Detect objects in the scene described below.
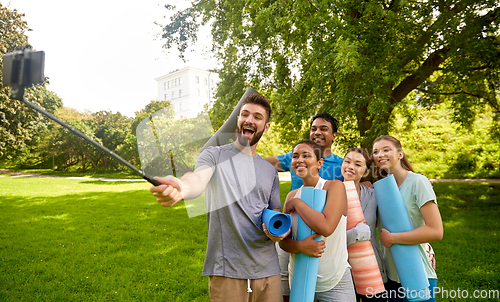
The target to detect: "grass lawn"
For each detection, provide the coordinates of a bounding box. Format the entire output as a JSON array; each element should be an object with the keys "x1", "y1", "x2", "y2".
[
  {"x1": 430, "y1": 182, "x2": 500, "y2": 300},
  {"x1": 0, "y1": 176, "x2": 208, "y2": 301},
  {"x1": 0, "y1": 176, "x2": 499, "y2": 301}
]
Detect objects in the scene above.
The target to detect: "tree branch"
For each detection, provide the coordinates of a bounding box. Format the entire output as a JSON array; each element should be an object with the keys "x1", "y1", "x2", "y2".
[
  {"x1": 307, "y1": 0, "x2": 320, "y2": 12},
  {"x1": 399, "y1": 5, "x2": 465, "y2": 68},
  {"x1": 392, "y1": 5, "x2": 500, "y2": 105},
  {"x1": 390, "y1": 47, "x2": 450, "y2": 105}
]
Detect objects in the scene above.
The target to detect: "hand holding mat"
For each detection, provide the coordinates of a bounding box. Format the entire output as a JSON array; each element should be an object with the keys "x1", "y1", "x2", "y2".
[
  {"x1": 290, "y1": 187, "x2": 326, "y2": 302},
  {"x1": 262, "y1": 209, "x2": 291, "y2": 236},
  {"x1": 373, "y1": 175, "x2": 430, "y2": 302},
  {"x1": 344, "y1": 181, "x2": 385, "y2": 295}
]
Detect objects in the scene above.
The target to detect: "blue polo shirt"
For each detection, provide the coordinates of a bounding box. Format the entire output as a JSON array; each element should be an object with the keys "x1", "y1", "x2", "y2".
[{"x1": 277, "y1": 151, "x2": 344, "y2": 190}]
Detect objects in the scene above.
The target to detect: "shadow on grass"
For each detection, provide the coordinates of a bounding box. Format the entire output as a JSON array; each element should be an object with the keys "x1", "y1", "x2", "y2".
[
  {"x1": 4, "y1": 178, "x2": 497, "y2": 301},
  {"x1": 0, "y1": 188, "x2": 209, "y2": 301},
  {"x1": 432, "y1": 182, "x2": 500, "y2": 297}
]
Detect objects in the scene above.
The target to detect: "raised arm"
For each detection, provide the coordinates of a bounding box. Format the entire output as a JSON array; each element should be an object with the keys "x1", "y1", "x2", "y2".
[
  {"x1": 284, "y1": 180, "x2": 347, "y2": 237},
  {"x1": 150, "y1": 165, "x2": 213, "y2": 207},
  {"x1": 264, "y1": 156, "x2": 284, "y2": 172}
]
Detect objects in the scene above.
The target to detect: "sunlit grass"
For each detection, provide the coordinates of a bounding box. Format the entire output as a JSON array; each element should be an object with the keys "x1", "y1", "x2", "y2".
[
  {"x1": 0, "y1": 177, "x2": 498, "y2": 301},
  {"x1": 430, "y1": 182, "x2": 500, "y2": 299},
  {"x1": 0, "y1": 176, "x2": 208, "y2": 301}
]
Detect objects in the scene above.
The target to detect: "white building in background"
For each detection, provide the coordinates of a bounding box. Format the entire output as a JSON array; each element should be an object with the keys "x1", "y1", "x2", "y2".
[{"x1": 155, "y1": 67, "x2": 220, "y2": 119}]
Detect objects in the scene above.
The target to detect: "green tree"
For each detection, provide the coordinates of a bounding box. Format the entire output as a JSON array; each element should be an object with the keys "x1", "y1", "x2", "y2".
[
  {"x1": 132, "y1": 100, "x2": 173, "y2": 132},
  {"x1": 10, "y1": 86, "x2": 63, "y2": 168},
  {"x1": 48, "y1": 107, "x2": 97, "y2": 171},
  {"x1": 0, "y1": 4, "x2": 64, "y2": 163},
  {"x1": 93, "y1": 110, "x2": 133, "y2": 170},
  {"x1": 159, "y1": 0, "x2": 500, "y2": 148},
  {"x1": 132, "y1": 100, "x2": 175, "y2": 176},
  {"x1": 48, "y1": 101, "x2": 174, "y2": 173},
  {"x1": 0, "y1": 3, "x2": 34, "y2": 158},
  {"x1": 46, "y1": 109, "x2": 136, "y2": 172}
]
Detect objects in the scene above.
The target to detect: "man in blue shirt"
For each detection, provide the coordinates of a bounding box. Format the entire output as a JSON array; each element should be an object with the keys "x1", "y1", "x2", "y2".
[
  {"x1": 265, "y1": 113, "x2": 344, "y2": 191},
  {"x1": 265, "y1": 113, "x2": 344, "y2": 301}
]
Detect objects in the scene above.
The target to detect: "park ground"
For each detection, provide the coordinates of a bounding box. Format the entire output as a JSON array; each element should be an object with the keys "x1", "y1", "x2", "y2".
[{"x1": 0, "y1": 171, "x2": 499, "y2": 301}]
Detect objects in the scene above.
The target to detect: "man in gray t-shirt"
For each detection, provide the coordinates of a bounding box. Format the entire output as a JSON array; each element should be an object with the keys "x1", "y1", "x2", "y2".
[{"x1": 150, "y1": 94, "x2": 287, "y2": 302}]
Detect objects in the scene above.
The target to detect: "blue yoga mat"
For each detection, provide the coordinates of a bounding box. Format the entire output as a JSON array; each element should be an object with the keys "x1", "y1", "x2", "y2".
[
  {"x1": 373, "y1": 174, "x2": 430, "y2": 302},
  {"x1": 262, "y1": 209, "x2": 291, "y2": 236},
  {"x1": 290, "y1": 186, "x2": 326, "y2": 302}
]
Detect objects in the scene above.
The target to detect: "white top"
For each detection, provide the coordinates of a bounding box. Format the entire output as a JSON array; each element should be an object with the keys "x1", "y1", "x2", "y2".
[{"x1": 289, "y1": 177, "x2": 350, "y2": 292}]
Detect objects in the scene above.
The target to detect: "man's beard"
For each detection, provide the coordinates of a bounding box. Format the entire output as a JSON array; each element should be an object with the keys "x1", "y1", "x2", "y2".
[{"x1": 237, "y1": 124, "x2": 264, "y2": 147}]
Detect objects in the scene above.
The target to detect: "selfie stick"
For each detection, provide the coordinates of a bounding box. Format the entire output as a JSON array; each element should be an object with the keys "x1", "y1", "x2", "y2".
[
  {"x1": 4, "y1": 49, "x2": 161, "y2": 186},
  {"x1": 19, "y1": 96, "x2": 161, "y2": 186}
]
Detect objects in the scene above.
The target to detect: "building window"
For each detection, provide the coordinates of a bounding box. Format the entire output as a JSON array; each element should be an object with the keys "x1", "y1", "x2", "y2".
[
  {"x1": 179, "y1": 89, "x2": 182, "y2": 97},
  {"x1": 164, "y1": 94, "x2": 168, "y2": 101},
  {"x1": 211, "y1": 79, "x2": 214, "y2": 87},
  {"x1": 179, "y1": 102, "x2": 183, "y2": 111},
  {"x1": 195, "y1": 76, "x2": 200, "y2": 84},
  {"x1": 179, "y1": 77, "x2": 182, "y2": 85},
  {"x1": 175, "y1": 78, "x2": 178, "y2": 86},
  {"x1": 168, "y1": 81, "x2": 171, "y2": 89},
  {"x1": 172, "y1": 91, "x2": 175, "y2": 99},
  {"x1": 163, "y1": 82, "x2": 167, "y2": 89},
  {"x1": 204, "y1": 78, "x2": 208, "y2": 85},
  {"x1": 197, "y1": 88, "x2": 200, "y2": 96}
]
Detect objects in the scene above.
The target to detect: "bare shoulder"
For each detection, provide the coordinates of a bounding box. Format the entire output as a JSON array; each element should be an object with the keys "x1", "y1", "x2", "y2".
[
  {"x1": 286, "y1": 189, "x2": 298, "y2": 201},
  {"x1": 324, "y1": 179, "x2": 345, "y2": 191}
]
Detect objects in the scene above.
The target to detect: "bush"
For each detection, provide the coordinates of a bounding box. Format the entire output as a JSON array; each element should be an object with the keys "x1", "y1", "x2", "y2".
[{"x1": 449, "y1": 151, "x2": 478, "y2": 172}]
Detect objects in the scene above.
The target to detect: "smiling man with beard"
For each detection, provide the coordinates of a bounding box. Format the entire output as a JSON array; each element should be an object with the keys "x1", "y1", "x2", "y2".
[
  {"x1": 236, "y1": 107, "x2": 267, "y2": 147},
  {"x1": 150, "y1": 94, "x2": 287, "y2": 302}
]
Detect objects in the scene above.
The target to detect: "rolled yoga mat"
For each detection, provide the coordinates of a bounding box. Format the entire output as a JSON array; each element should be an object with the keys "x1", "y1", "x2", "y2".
[
  {"x1": 262, "y1": 209, "x2": 291, "y2": 236},
  {"x1": 344, "y1": 181, "x2": 385, "y2": 295},
  {"x1": 373, "y1": 174, "x2": 430, "y2": 302},
  {"x1": 289, "y1": 186, "x2": 326, "y2": 302}
]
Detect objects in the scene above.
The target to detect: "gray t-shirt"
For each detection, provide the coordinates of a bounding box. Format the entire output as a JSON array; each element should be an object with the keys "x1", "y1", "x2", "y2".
[{"x1": 196, "y1": 143, "x2": 281, "y2": 279}]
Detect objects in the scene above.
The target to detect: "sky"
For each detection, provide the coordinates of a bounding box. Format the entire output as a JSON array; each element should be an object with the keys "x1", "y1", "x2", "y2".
[{"x1": 6, "y1": 0, "x2": 218, "y2": 117}]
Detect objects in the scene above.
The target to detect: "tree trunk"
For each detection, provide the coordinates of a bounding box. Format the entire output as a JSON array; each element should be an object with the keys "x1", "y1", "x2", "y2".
[{"x1": 357, "y1": 105, "x2": 373, "y2": 149}]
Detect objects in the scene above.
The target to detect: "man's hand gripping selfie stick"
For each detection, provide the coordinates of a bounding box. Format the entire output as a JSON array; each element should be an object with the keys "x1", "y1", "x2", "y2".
[{"x1": 2, "y1": 48, "x2": 161, "y2": 186}]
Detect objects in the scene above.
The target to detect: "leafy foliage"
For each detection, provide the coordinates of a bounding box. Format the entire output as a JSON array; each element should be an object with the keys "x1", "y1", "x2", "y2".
[
  {"x1": 0, "y1": 3, "x2": 33, "y2": 157},
  {"x1": 0, "y1": 5, "x2": 65, "y2": 161},
  {"x1": 159, "y1": 0, "x2": 500, "y2": 149},
  {"x1": 393, "y1": 103, "x2": 500, "y2": 179},
  {"x1": 4, "y1": 86, "x2": 63, "y2": 167}
]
